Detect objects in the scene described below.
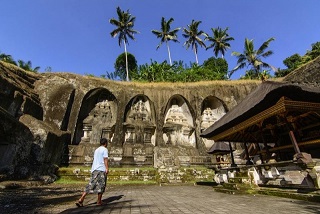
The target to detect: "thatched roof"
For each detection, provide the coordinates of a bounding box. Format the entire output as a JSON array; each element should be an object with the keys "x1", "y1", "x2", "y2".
[
  {"x1": 283, "y1": 55, "x2": 320, "y2": 84},
  {"x1": 207, "y1": 142, "x2": 233, "y2": 155},
  {"x1": 200, "y1": 81, "x2": 320, "y2": 140}
]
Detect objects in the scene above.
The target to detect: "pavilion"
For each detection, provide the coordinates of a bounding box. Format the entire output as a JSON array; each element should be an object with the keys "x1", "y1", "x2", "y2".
[{"x1": 200, "y1": 60, "x2": 320, "y2": 188}]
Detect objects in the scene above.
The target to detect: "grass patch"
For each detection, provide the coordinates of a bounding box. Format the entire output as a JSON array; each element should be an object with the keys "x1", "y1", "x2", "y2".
[
  {"x1": 55, "y1": 177, "x2": 87, "y2": 185},
  {"x1": 108, "y1": 180, "x2": 158, "y2": 185}
]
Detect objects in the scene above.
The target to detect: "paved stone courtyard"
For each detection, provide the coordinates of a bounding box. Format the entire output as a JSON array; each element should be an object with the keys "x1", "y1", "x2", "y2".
[{"x1": 1, "y1": 184, "x2": 320, "y2": 214}]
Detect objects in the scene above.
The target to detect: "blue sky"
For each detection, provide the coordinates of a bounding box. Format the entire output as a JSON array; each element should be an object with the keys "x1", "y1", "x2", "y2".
[{"x1": 1, "y1": 0, "x2": 319, "y2": 79}]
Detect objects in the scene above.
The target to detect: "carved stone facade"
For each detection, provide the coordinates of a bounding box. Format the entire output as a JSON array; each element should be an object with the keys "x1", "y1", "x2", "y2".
[
  {"x1": 68, "y1": 91, "x2": 232, "y2": 167},
  {"x1": 163, "y1": 104, "x2": 195, "y2": 147},
  {"x1": 81, "y1": 100, "x2": 114, "y2": 144},
  {"x1": 200, "y1": 96, "x2": 226, "y2": 149},
  {"x1": 25, "y1": 68, "x2": 260, "y2": 169},
  {"x1": 122, "y1": 96, "x2": 156, "y2": 166}
]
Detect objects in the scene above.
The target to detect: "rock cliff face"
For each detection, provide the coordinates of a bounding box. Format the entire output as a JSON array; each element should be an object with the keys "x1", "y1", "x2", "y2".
[
  {"x1": 0, "y1": 60, "x2": 260, "y2": 181},
  {"x1": 0, "y1": 62, "x2": 69, "y2": 182}
]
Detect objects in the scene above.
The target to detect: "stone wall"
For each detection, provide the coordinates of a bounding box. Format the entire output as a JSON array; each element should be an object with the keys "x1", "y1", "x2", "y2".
[
  {"x1": 0, "y1": 60, "x2": 261, "y2": 180},
  {"x1": 34, "y1": 72, "x2": 260, "y2": 167}
]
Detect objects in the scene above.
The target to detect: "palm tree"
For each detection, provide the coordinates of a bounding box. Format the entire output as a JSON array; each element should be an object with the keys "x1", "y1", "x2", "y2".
[
  {"x1": 205, "y1": 27, "x2": 234, "y2": 59},
  {"x1": 182, "y1": 20, "x2": 206, "y2": 65},
  {"x1": 151, "y1": 17, "x2": 180, "y2": 66},
  {"x1": 230, "y1": 37, "x2": 276, "y2": 79},
  {"x1": 17, "y1": 60, "x2": 40, "y2": 72},
  {"x1": 0, "y1": 52, "x2": 17, "y2": 65},
  {"x1": 110, "y1": 6, "x2": 139, "y2": 82}
]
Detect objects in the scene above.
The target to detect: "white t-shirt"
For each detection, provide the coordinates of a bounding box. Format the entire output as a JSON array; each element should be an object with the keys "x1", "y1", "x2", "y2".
[{"x1": 91, "y1": 146, "x2": 108, "y2": 172}]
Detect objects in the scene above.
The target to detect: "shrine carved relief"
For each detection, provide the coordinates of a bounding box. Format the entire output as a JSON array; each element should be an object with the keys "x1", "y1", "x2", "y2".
[
  {"x1": 201, "y1": 104, "x2": 226, "y2": 149},
  {"x1": 200, "y1": 107, "x2": 225, "y2": 130},
  {"x1": 123, "y1": 99, "x2": 156, "y2": 145},
  {"x1": 163, "y1": 104, "x2": 195, "y2": 147},
  {"x1": 81, "y1": 100, "x2": 115, "y2": 144}
]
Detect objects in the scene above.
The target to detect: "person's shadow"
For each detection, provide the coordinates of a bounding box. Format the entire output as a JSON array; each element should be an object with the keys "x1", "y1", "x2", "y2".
[
  {"x1": 60, "y1": 195, "x2": 126, "y2": 213},
  {"x1": 86, "y1": 194, "x2": 124, "y2": 206},
  {"x1": 103, "y1": 195, "x2": 124, "y2": 204}
]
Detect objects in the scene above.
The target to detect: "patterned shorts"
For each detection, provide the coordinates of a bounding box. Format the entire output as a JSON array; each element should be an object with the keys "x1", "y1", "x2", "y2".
[{"x1": 84, "y1": 170, "x2": 107, "y2": 194}]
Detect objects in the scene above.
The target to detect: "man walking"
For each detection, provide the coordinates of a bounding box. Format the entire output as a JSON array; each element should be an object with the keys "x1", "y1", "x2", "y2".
[{"x1": 76, "y1": 138, "x2": 109, "y2": 206}]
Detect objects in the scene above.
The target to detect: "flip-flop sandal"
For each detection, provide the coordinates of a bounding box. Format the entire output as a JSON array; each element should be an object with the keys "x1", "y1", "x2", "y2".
[{"x1": 75, "y1": 201, "x2": 83, "y2": 207}]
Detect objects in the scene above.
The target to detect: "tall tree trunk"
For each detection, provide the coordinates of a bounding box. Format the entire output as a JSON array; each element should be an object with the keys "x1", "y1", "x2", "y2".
[
  {"x1": 166, "y1": 41, "x2": 172, "y2": 66},
  {"x1": 193, "y1": 43, "x2": 199, "y2": 65},
  {"x1": 124, "y1": 41, "x2": 129, "y2": 81}
]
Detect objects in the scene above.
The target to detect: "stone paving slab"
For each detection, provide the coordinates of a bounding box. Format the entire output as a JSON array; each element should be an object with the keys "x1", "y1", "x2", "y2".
[
  {"x1": 60, "y1": 185, "x2": 320, "y2": 214},
  {"x1": 1, "y1": 183, "x2": 320, "y2": 213}
]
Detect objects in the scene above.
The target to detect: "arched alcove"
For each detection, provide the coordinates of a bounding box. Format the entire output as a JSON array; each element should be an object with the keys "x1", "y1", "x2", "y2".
[
  {"x1": 200, "y1": 96, "x2": 227, "y2": 149},
  {"x1": 123, "y1": 94, "x2": 156, "y2": 146},
  {"x1": 163, "y1": 94, "x2": 196, "y2": 147},
  {"x1": 72, "y1": 88, "x2": 117, "y2": 145}
]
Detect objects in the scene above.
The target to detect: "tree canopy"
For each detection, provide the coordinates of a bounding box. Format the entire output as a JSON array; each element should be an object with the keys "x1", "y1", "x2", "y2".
[
  {"x1": 230, "y1": 37, "x2": 275, "y2": 79},
  {"x1": 182, "y1": 20, "x2": 206, "y2": 65},
  {"x1": 114, "y1": 52, "x2": 138, "y2": 81},
  {"x1": 205, "y1": 27, "x2": 234, "y2": 59},
  {"x1": 110, "y1": 6, "x2": 139, "y2": 81},
  {"x1": 151, "y1": 17, "x2": 180, "y2": 66}
]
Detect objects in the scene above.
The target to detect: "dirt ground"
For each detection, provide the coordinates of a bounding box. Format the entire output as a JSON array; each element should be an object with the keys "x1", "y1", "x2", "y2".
[{"x1": 0, "y1": 181, "x2": 87, "y2": 214}]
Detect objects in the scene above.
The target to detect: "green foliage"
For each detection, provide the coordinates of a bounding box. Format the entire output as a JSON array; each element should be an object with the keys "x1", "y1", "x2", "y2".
[
  {"x1": 277, "y1": 41, "x2": 320, "y2": 77},
  {"x1": 1, "y1": 51, "x2": 41, "y2": 73},
  {"x1": 44, "y1": 66, "x2": 52, "y2": 72},
  {"x1": 274, "y1": 68, "x2": 291, "y2": 78},
  {"x1": 84, "y1": 73, "x2": 95, "y2": 77},
  {"x1": 105, "y1": 71, "x2": 119, "y2": 80},
  {"x1": 182, "y1": 20, "x2": 206, "y2": 64},
  {"x1": 151, "y1": 17, "x2": 180, "y2": 65},
  {"x1": 275, "y1": 53, "x2": 302, "y2": 77},
  {"x1": 114, "y1": 52, "x2": 138, "y2": 80},
  {"x1": 0, "y1": 51, "x2": 17, "y2": 65},
  {"x1": 109, "y1": 7, "x2": 139, "y2": 47},
  {"x1": 131, "y1": 58, "x2": 229, "y2": 82},
  {"x1": 240, "y1": 69, "x2": 271, "y2": 81},
  {"x1": 109, "y1": 6, "x2": 139, "y2": 81},
  {"x1": 259, "y1": 70, "x2": 272, "y2": 81},
  {"x1": 283, "y1": 53, "x2": 302, "y2": 70},
  {"x1": 240, "y1": 70, "x2": 257, "y2": 80},
  {"x1": 205, "y1": 27, "x2": 234, "y2": 58},
  {"x1": 307, "y1": 41, "x2": 320, "y2": 59},
  {"x1": 133, "y1": 60, "x2": 174, "y2": 82},
  {"x1": 17, "y1": 60, "x2": 40, "y2": 73},
  {"x1": 202, "y1": 57, "x2": 228, "y2": 80},
  {"x1": 231, "y1": 37, "x2": 275, "y2": 79}
]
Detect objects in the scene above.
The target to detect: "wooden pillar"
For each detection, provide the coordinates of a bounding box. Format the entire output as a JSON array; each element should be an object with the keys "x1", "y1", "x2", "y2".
[
  {"x1": 259, "y1": 127, "x2": 271, "y2": 161},
  {"x1": 244, "y1": 143, "x2": 253, "y2": 165},
  {"x1": 269, "y1": 127, "x2": 282, "y2": 161},
  {"x1": 282, "y1": 115, "x2": 301, "y2": 154},
  {"x1": 229, "y1": 142, "x2": 237, "y2": 167},
  {"x1": 289, "y1": 130, "x2": 301, "y2": 154},
  {"x1": 255, "y1": 142, "x2": 264, "y2": 164}
]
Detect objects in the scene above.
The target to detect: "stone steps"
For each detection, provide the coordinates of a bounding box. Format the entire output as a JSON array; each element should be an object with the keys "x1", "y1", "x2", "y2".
[
  {"x1": 257, "y1": 187, "x2": 320, "y2": 202},
  {"x1": 57, "y1": 166, "x2": 215, "y2": 185},
  {"x1": 58, "y1": 167, "x2": 158, "y2": 183},
  {"x1": 212, "y1": 180, "x2": 320, "y2": 202}
]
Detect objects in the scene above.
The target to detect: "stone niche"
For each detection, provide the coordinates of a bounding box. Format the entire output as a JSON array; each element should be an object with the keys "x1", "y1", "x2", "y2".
[
  {"x1": 154, "y1": 95, "x2": 209, "y2": 168},
  {"x1": 163, "y1": 95, "x2": 195, "y2": 147},
  {"x1": 200, "y1": 96, "x2": 226, "y2": 149},
  {"x1": 122, "y1": 95, "x2": 156, "y2": 166},
  {"x1": 69, "y1": 88, "x2": 117, "y2": 166}
]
